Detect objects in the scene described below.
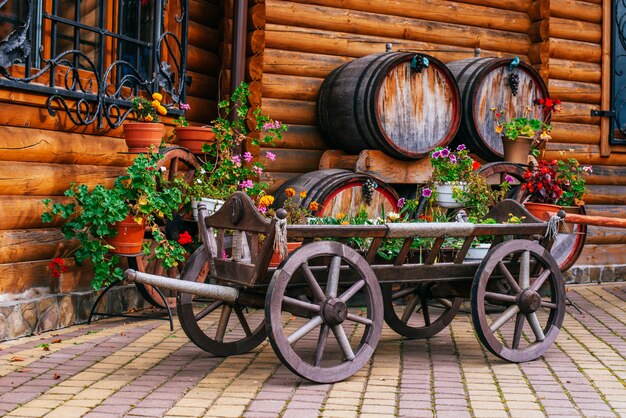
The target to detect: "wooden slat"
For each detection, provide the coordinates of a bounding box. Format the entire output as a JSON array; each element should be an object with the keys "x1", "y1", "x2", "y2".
[
  {"x1": 550, "y1": 38, "x2": 602, "y2": 63},
  {"x1": 548, "y1": 79, "x2": 601, "y2": 104},
  {"x1": 550, "y1": 0, "x2": 603, "y2": 24},
  {"x1": 549, "y1": 59, "x2": 602, "y2": 83},
  {"x1": 0, "y1": 229, "x2": 78, "y2": 264},
  {"x1": 575, "y1": 244, "x2": 626, "y2": 265},
  {"x1": 549, "y1": 17, "x2": 602, "y2": 43},
  {"x1": 0, "y1": 195, "x2": 73, "y2": 230},
  {"x1": 257, "y1": 148, "x2": 323, "y2": 173},
  {"x1": 550, "y1": 122, "x2": 600, "y2": 144}
]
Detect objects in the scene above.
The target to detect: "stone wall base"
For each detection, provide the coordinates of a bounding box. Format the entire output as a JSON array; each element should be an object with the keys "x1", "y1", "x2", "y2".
[
  {"x1": 0, "y1": 285, "x2": 150, "y2": 342},
  {"x1": 566, "y1": 264, "x2": 626, "y2": 284}
]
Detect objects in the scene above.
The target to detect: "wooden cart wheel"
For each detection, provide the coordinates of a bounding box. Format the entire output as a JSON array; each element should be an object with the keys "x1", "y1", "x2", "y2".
[
  {"x1": 133, "y1": 146, "x2": 202, "y2": 308},
  {"x1": 381, "y1": 283, "x2": 461, "y2": 339},
  {"x1": 177, "y1": 246, "x2": 267, "y2": 356},
  {"x1": 471, "y1": 240, "x2": 565, "y2": 363},
  {"x1": 265, "y1": 241, "x2": 383, "y2": 383}
]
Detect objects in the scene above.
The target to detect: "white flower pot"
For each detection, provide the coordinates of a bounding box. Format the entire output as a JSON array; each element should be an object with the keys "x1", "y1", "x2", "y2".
[
  {"x1": 435, "y1": 183, "x2": 465, "y2": 208},
  {"x1": 192, "y1": 198, "x2": 225, "y2": 221},
  {"x1": 465, "y1": 243, "x2": 491, "y2": 261}
]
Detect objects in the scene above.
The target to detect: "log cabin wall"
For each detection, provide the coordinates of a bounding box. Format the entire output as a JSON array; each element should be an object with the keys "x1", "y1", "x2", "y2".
[{"x1": 253, "y1": 0, "x2": 625, "y2": 267}]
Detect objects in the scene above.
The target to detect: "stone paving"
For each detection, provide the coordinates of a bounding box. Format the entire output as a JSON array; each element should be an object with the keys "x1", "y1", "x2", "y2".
[{"x1": 0, "y1": 283, "x2": 624, "y2": 418}]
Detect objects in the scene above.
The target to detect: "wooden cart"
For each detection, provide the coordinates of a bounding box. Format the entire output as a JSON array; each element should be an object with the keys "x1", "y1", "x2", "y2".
[{"x1": 124, "y1": 192, "x2": 567, "y2": 383}]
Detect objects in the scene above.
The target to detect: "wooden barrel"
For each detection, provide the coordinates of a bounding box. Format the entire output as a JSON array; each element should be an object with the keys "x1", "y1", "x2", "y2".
[
  {"x1": 447, "y1": 57, "x2": 549, "y2": 162},
  {"x1": 317, "y1": 52, "x2": 461, "y2": 160},
  {"x1": 273, "y1": 169, "x2": 399, "y2": 218}
]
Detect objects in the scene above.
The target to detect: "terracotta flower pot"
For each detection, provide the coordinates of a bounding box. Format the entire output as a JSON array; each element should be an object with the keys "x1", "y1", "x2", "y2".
[
  {"x1": 106, "y1": 215, "x2": 146, "y2": 255},
  {"x1": 502, "y1": 135, "x2": 533, "y2": 164},
  {"x1": 269, "y1": 242, "x2": 302, "y2": 267},
  {"x1": 524, "y1": 202, "x2": 561, "y2": 221},
  {"x1": 175, "y1": 126, "x2": 216, "y2": 153},
  {"x1": 123, "y1": 122, "x2": 165, "y2": 153}
]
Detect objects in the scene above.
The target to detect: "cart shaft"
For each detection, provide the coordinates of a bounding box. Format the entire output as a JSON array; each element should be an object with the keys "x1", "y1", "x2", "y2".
[{"x1": 552, "y1": 211, "x2": 626, "y2": 228}]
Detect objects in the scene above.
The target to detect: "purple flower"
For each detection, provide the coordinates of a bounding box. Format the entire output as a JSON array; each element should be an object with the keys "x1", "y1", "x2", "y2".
[
  {"x1": 265, "y1": 151, "x2": 276, "y2": 161},
  {"x1": 244, "y1": 152, "x2": 253, "y2": 162},
  {"x1": 457, "y1": 144, "x2": 466, "y2": 151},
  {"x1": 422, "y1": 188, "x2": 432, "y2": 198},
  {"x1": 397, "y1": 198, "x2": 406, "y2": 209},
  {"x1": 431, "y1": 151, "x2": 441, "y2": 159},
  {"x1": 239, "y1": 180, "x2": 254, "y2": 190},
  {"x1": 221, "y1": 250, "x2": 227, "y2": 259},
  {"x1": 440, "y1": 148, "x2": 450, "y2": 158},
  {"x1": 449, "y1": 154, "x2": 457, "y2": 163},
  {"x1": 504, "y1": 175, "x2": 515, "y2": 183},
  {"x1": 179, "y1": 103, "x2": 191, "y2": 111},
  {"x1": 231, "y1": 155, "x2": 241, "y2": 167}
]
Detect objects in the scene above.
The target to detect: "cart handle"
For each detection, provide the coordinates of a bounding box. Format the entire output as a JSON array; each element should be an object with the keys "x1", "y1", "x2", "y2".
[{"x1": 552, "y1": 210, "x2": 626, "y2": 229}]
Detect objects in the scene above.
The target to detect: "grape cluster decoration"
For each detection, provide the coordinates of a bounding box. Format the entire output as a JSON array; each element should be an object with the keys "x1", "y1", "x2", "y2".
[
  {"x1": 508, "y1": 71, "x2": 520, "y2": 96},
  {"x1": 362, "y1": 178, "x2": 378, "y2": 205}
]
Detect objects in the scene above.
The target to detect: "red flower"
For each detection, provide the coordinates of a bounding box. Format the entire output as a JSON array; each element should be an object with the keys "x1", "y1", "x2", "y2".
[
  {"x1": 545, "y1": 98, "x2": 553, "y2": 108},
  {"x1": 472, "y1": 160, "x2": 481, "y2": 170},
  {"x1": 177, "y1": 231, "x2": 193, "y2": 245},
  {"x1": 49, "y1": 258, "x2": 68, "y2": 280}
]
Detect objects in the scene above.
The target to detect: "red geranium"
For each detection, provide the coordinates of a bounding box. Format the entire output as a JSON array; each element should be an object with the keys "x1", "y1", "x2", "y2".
[
  {"x1": 521, "y1": 160, "x2": 564, "y2": 204},
  {"x1": 49, "y1": 257, "x2": 68, "y2": 280},
  {"x1": 177, "y1": 231, "x2": 193, "y2": 245}
]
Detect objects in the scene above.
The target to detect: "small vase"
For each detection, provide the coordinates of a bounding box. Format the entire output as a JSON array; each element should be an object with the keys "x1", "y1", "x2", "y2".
[
  {"x1": 269, "y1": 242, "x2": 302, "y2": 267},
  {"x1": 175, "y1": 126, "x2": 216, "y2": 153},
  {"x1": 465, "y1": 243, "x2": 491, "y2": 262},
  {"x1": 524, "y1": 202, "x2": 561, "y2": 221},
  {"x1": 191, "y1": 197, "x2": 225, "y2": 221},
  {"x1": 502, "y1": 135, "x2": 533, "y2": 164},
  {"x1": 124, "y1": 122, "x2": 165, "y2": 153},
  {"x1": 106, "y1": 215, "x2": 146, "y2": 255},
  {"x1": 435, "y1": 183, "x2": 465, "y2": 208}
]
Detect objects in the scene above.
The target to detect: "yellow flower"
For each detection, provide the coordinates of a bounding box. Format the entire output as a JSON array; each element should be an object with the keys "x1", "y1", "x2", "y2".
[
  {"x1": 157, "y1": 105, "x2": 168, "y2": 116},
  {"x1": 259, "y1": 195, "x2": 274, "y2": 207},
  {"x1": 152, "y1": 92, "x2": 163, "y2": 102},
  {"x1": 309, "y1": 201, "x2": 319, "y2": 211},
  {"x1": 386, "y1": 211, "x2": 400, "y2": 222},
  {"x1": 299, "y1": 190, "x2": 307, "y2": 199},
  {"x1": 137, "y1": 103, "x2": 143, "y2": 110},
  {"x1": 285, "y1": 188, "x2": 296, "y2": 198},
  {"x1": 495, "y1": 125, "x2": 503, "y2": 134},
  {"x1": 340, "y1": 220, "x2": 349, "y2": 225},
  {"x1": 138, "y1": 196, "x2": 147, "y2": 206},
  {"x1": 151, "y1": 99, "x2": 160, "y2": 109},
  {"x1": 133, "y1": 216, "x2": 143, "y2": 225},
  {"x1": 145, "y1": 115, "x2": 153, "y2": 122},
  {"x1": 336, "y1": 212, "x2": 345, "y2": 220}
]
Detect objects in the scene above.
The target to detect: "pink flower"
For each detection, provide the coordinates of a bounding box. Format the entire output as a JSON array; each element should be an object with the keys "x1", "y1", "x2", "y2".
[
  {"x1": 397, "y1": 198, "x2": 406, "y2": 209},
  {"x1": 504, "y1": 175, "x2": 515, "y2": 183},
  {"x1": 221, "y1": 250, "x2": 227, "y2": 259},
  {"x1": 449, "y1": 154, "x2": 457, "y2": 163},
  {"x1": 440, "y1": 148, "x2": 450, "y2": 158},
  {"x1": 263, "y1": 120, "x2": 282, "y2": 130},
  {"x1": 257, "y1": 205, "x2": 267, "y2": 214},
  {"x1": 244, "y1": 152, "x2": 253, "y2": 162},
  {"x1": 422, "y1": 188, "x2": 432, "y2": 198},
  {"x1": 239, "y1": 180, "x2": 254, "y2": 190},
  {"x1": 231, "y1": 155, "x2": 241, "y2": 167},
  {"x1": 457, "y1": 144, "x2": 466, "y2": 151},
  {"x1": 179, "y1": 103, "x2": 191, "y2": 111},
  {"x1": 265, "y1": 151, "x2": 276, "y2": 161},
  {"x1": 252, "y1": 165, "x2": 263, "y2": 176},
  {"x1": 582, "y1": 165, "x2": 593, "y2": 173}
]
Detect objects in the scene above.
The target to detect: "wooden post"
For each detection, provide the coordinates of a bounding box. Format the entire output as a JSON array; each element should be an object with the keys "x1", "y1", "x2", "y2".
[{"x1": 599, "y1": 0, "x2": 612, "y2": 156}]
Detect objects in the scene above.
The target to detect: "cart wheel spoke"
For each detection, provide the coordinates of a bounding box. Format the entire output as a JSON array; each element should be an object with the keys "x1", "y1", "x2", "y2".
[
  {"x1": 326, "y1": 256, "x2": 341, "y2": 297},
  {"x1": 339, "y1": 280, "x2": 365, "y2": 303},
  {"x1": 510, "y1": 311, "x2": 525, "y2": 349},
  {"x1": 400, "y1": 294, "x2": 421, "y2": 324},
  {"x1": 541, "y1": 300, "x2": 557, "y2": 309},
  {"x1": 420, "y1": 295, "x2": 431, "y2": 326},
  {"x1": 283, "y1": 296, "x2": 321, "y2": 315},
  {"x1": 346, "y1": 312, "x2": 373, "y2": 326},
  {"x1": 215, "y1": 304, "x2": 233, "y2": 343},
  {"x1": 490, "y1": 305, "x2": 520, "y2": 332},
  {"x1": 313, "y1": 325, "x2": 329, "y2": 366},
  {"x1": 526, "y1": 312, "x2": 545, "y2": 341},
  {"x1": 531, "y1": 269, "x2": 551, "y2": 292},
  {"x1": 519, "y1": 251, "x2": 530, "y2": 288},
  {"x1": 392, "y1": 286, "x2": 419, "y2": 300},
  {"x1": 436, "y1": 298, "x2": 453, "y2": 309},
  {"x1": 195, "y1": 300, "x2": 224, "y2": 321},
  {"x1": 234, "y1": 307, "x2": 253, "y2": 337},
  {"x1": 287, "y1": 316, "x2": 324, "y2": 345},
  {"x1": 498, "y1": 261, "x2": 522, "y2": 294},
  {"x1": 301, "y1": 262, "x2": 325, "y2": 302},
  {"x1": 484, "y1": 291, "x2": 517, "y2": 304},
  {"x1": 331, "y1": 324, "x2": 355, "y2": 360}
]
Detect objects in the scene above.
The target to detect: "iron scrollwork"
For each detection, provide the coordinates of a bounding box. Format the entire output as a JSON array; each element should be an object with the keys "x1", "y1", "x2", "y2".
[
  {"x1": 612, "y1": 0, "x2": 626, "y2": 144},
  {"x1": 0, "y1": 0, "x2": 189, "y2": 129}
]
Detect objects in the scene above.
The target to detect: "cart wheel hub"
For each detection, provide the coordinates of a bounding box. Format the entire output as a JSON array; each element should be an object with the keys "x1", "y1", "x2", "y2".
[
  {"x1": 518, "y1": 289, "x2": 542, "y2": 313},
  {"x1": 322, "y1": 298, "x2": 348, "y2": 326}
]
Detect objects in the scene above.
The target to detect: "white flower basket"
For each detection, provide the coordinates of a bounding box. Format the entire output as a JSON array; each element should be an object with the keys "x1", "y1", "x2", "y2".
[
  {"x1": 435, "y1": 183, "x2": 465, "y2": 208},
  {"x1": 465, "y1": 243, "x2": 491, "y2": 261},
  {"x1": 191, "y1": 197, "x2": 225, "y2": 221}
]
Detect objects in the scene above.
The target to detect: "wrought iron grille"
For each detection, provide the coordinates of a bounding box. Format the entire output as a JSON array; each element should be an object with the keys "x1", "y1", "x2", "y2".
[
  {"x1": 612, "y1": 0, "x2": 626, "y2": 145},
  {"x1": 0, "y1": 0, "x2": 189, "y2": 129}
]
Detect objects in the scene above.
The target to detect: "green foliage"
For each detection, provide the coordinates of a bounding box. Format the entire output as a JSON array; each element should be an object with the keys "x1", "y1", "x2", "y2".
[
  {"x1": 555, "y1": 158, "x2": 592, "y2": 206},
  {"x1": 131, "y1": 93, "x2": 166, "y2": 123},
  {"x1": 453, "y1": 171, "x2": 512, "y2": 221},
  {"x1": 42, "y1": 150, "x2": 187, "y2": 290},
  {"x1": 429, "y1": 145, "x2": 475, "y2": 184}
]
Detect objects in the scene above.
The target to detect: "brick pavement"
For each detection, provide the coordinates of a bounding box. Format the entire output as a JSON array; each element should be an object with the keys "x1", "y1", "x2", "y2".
[{"x1": 0, "y1": 283, "x2": 624, "y2": 418}]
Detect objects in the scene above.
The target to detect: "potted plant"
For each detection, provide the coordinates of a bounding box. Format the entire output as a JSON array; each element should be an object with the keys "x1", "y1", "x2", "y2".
[
  {"x1": 492, "y1": 98, "x2": 561, "y2": 164},
  {"x1": 42, "y1": 150, "x2": 188, "y2": 290},
  {"x1": 124, "y1": 93, "x2": 168, "y2": 153},
  {"x1": 427, "y1": 144, "x2": 477, "y2": 208},
  {"x1": 556, "y1": 158, "x2": 592, "y2": 209},
  {"x1": 173, "y1": 103, "x2": 216, "y2": 153},
  {"x1": 521, "y1": 159, "x2": 564, "y2": 220}
]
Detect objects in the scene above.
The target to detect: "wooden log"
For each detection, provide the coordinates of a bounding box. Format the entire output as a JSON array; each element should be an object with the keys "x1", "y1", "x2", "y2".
[
  {"x1": 582, "y1": 186, "x2": 626, "y2": 205},
  {"x1": 189, "y1": 0, "x2": 222, "y2": 28},
  {"x1": 586, "y1": 226, "x2": 626, "y2": 245},
  {"x1": 260, "y1": 171, "x2": 299, "y2": 193},
  {"x1": 248, "y1": 55, "x2": 265, "y2": 80},
  {"x1": 318, "y1": 150, "x2": 358, "y2": 170},
  {"x1": 261, "y1": 98, "x2": 316, "y2": 125},
  {"x1": 583, "y1": 165, "x2": 626, "y2": 186},
  {"x1": 575, "y1": 244, "x2": 626, "y2": 265},
  {"x1": 549, "y1": 59, "x2": 601, "y2": 83},
  {"x1": 548, "y1": 79, "x2": 601, "y2": 104},
  {"x1": 0, "y1": 258, "x2": 92, "y2": 294},
  {"x1": 550, "y1": 0, "x2": 602, "y2": 24},
  {"x1": 265, "y1": 1, "x2": 531, "y2": 54},
  {"x1": 528, "y1": 20, "x2": 549, "y2": 42},
  {"x1": 187, "y1": 45, "x2": 220, "y2": 74},
  {"x1": 185, "y1": 97, "x2": 218, "y2": 124},
  {"x1": 272, "y1": 124, "x2": 328, "y2": 150},
  {"x1": 599, "y1": 0, "x2": 611, "y2": 156},
  {"x1": 528, "y1": 0, "x2": 549, "y2": 21},
  {"x1": 550, "y1": 38, "x2": 601, "y2": 63},
  {"x1": 551, "y1": 102, "x2": 600, "y2": 125},
  {"x1": 284, "y1": 0, "x2": 531, "y2": 34},
  {"x1": 0, "y1": 126, "x2": 133, "y2": 166},
  {"x1": 188, "y1": 21, "x2": 220, "y2": 50},
  {"x1": 456, "y1": 0, "x2": 531, "y2": 12},
  {"x1": 263, "y1": 48, "x2": 352, "y2": 78},
  {"x1": 542, "y1": 143, "x2": 626, "y2": 166},
  {"x1": 262, "y1": 73, "x2": 324, "y2": 102},
  {"x1": 257, "y1": 147, "x2": 323, "y2": 173},
  {"x1": 0, "y1": 161, "x2": 124, "y2": 196},
  {"x1": 186, "y1": 71, "x2": 218, "y2": 100},
  {"x1": 249, "y1": 2, "x2": 266, "y2": 29},
  {"x1": 265, "y1": 24, "x2": 516, "y2": 63},
  {"x1": 0, "y1": 196, "x2": 73, "y2": 230},
  {"x1": 584, "y1": 205, "x2": 626, "y2": 218},
  {"x1": 0, "y1": 229, "x2": 78, "y2": 264},
  {"x1": 550, "y1": 17, "x2": 601, "y2": 43},
  {"x1": 220, "y1": 20, "x2": 265, "y2": 56},
  {"x1": 550, "y1": 122, "x2": 600, "y2": 144}
]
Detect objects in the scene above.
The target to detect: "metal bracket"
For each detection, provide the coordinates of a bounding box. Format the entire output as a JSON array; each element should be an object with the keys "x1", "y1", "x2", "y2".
[{"x1": 591, "y1": 109, "x2": 615, "y2": 117}]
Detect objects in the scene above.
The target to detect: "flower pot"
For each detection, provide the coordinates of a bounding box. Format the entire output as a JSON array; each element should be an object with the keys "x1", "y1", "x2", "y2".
[
  {"x1": 524, "y1": 202, "x2": 561, "y2": 221},
  {"x1": 191, "y1": 197, "x2": 225, "y2": 221},
  {"x1": 465, "y1": 243, "x2": 491, "y2": 262},
  {"x1": 123, "y1": 122, "x2": 165, "y2": 153},
  {"x1": 269, "y1": 242, "x2": 302, "y2": 267},
  {"x1": 502, "y1": 135, "x2": 533, "y2": 164},
  {"x1": 175, "y1": 126, "x2": 216, "y2": 153},
  {"x1": 435, "y1": 183, "x2": 465, "y2": 208},
  {"x1": 106, "y1": 215, "x2": 146, "y2": 255}
]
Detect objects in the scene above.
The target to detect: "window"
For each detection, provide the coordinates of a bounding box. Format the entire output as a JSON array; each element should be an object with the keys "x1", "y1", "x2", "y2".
[
  {"x1": 610, "y1": 0, "x2": 626, "y2": 145},
  {"x1": 0, "y1": 0, "x2": 188, "y2": 129}
]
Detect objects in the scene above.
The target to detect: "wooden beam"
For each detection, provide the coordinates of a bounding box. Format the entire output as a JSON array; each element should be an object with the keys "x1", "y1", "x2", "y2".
[{"x1": 599, "y1": 0, "x2": 611, "y2": 156}]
